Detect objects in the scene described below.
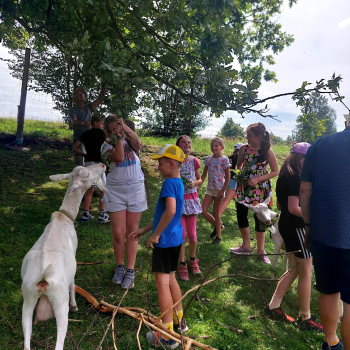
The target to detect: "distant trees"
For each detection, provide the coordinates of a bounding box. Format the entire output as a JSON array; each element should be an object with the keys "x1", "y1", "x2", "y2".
[
  {"x1": 218, "y1": 118, "x2": 245, "y2": 139},
  {"x1": 293, "y1": 91, "x2": 337, "y2": 142}
]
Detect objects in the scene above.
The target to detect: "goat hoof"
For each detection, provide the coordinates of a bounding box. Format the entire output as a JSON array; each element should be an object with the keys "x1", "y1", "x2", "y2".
[{"x1": 70, "y1": 305, "x2": 78, "y2": 313}]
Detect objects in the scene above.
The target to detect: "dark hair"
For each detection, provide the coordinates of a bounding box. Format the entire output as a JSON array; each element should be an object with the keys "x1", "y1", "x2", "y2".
[
  {"x1": 279, "y1": 153, "x2": 304, "y2": 178},
  {"x1": 91, "y1": 115, "x2": 104, "y2": 126},
  {"x1": 176, "y1": 135, "x2": 191, "y2": 146},
  {"x1": 247, "y1": 123, "x2": 271, "y2": 162},
  {"x1": 124, "y1": 119, "x2": 136, "y2": 132},
  {"x1": 104, "y1": 114, "x2": 118, "y2": 133}
]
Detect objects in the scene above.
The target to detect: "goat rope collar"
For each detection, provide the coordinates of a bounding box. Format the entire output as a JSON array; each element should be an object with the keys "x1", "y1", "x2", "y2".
[{"x1": 59, "y1": 210, "x2": 75, "y2": 222}]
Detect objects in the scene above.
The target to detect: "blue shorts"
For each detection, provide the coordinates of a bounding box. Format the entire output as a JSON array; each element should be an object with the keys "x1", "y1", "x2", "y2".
[
  {"x1": 227, "y1": 179, "x2": 237, "y2": 190},
  {"x1": 311, "y1": 238, "x2": 350, "y2": 304}
]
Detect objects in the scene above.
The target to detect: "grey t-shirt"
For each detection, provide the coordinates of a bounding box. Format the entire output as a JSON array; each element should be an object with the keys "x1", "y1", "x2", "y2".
[{"x1": 68, "y1": 103, "x2": 93, "y2": 142}]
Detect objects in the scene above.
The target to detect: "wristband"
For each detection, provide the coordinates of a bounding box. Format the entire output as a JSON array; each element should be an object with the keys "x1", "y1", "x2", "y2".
[
  {"x1": 116, "y1": 134, "x2": 123, "y2": 140},
  {"x1": 304, "y1": 223, "x2": 310, "y2": 227}
]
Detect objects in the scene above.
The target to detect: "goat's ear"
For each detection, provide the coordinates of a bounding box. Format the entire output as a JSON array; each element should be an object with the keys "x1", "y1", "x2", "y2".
[
  {"x1": 49, "y1": 174, "x2": 70, "y2": 181},
  {"x1": 263, "y1": 193, "x2": 272, "y2": 205},
  {"x1": 68, "y1": 180, "x2": 81, "y2": 196},
  {"x1": 242, "y1": 202, "x2": 253, "y2": 209}
]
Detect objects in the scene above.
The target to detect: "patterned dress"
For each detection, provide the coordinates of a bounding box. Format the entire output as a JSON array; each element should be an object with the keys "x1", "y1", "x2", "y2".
[
  {"x1": 236, "y1": 145, "x2": 273, "y2": 207},
  {"x1": 180, "y1": 157, "x2": 202, "y2": 215}
]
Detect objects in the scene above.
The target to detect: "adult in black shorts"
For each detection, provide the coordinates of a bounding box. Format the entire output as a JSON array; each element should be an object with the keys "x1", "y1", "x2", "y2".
[{"x1": 264, "y1": 143, "x2": 322, "y2": 332}]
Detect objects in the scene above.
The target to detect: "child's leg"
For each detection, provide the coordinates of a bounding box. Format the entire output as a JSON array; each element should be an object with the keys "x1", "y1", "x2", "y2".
[
  {"x1": 109, "y1": 210, "x2": 127, "y2": 265},
  {"x1": 155, "y1": 272, "x2": 173, "y2": 324},
  {"x1": 125, "y1": 211, "x2": 142, "y2": 270},
  {"x1": 269, "y1": 253, "x2": 299, "y2": 309},
  {"x1": 179, "y1": 216, "x2": 187, "y2": 263},
  {"x1": 236, "y1": 202, "x2": 251, "y2": 249},
  {"x1": 213, "y1": 196, "x2": 224, "y2": 238},
  {"x1": 201, "y1": 194, "x2": 215, "y2": 225},
  {"x1": 83, "y1": 186, "x2": 94, "y2": 211},
  {"x1": 187, "y1": 215, "x2": 197, "y2": 258},
  {"x1": 99, "y1": 190, "x2": 105, "y2": 211},
  {"x1": 219, "y1": 189, "x2": 235, "y2": 217},
  {"x1": 255, "y1": 231, "x2": 266, "y2": 254},
  {"x1": 297, "y1": 257, "x2": 313, "y2": 319}
]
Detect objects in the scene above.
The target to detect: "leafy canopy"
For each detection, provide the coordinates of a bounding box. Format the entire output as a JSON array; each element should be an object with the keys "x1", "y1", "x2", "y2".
[{"x1": 1, "y1": 0, "x2": 298, "y2": 119}]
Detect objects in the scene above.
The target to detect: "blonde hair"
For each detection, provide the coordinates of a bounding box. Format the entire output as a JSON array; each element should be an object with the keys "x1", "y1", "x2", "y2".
[{"x1": 210, "y1": 137, "x2": 225, "y2": 148}]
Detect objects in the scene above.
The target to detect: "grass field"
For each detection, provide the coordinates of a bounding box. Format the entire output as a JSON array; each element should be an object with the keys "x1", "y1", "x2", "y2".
[{"x1": 0, "y1": 118, "x2": 326, "y2": 350}]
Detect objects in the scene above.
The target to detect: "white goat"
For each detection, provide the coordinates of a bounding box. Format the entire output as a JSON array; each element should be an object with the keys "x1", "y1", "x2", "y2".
[
  {"x1": 21, "y1": 164, "x2": 106, "y2": 350},
  {"x1": 242, "y1": 195, "x2": 287, "y2": 272}
]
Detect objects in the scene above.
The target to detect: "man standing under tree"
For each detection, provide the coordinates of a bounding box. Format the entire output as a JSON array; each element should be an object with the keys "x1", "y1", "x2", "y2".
[
  {"x1": 68, "y1": 84, "x2": 105, "y2": 166},
  {"x1": 300, "y1": 125, "x2": 350, "y2": 350}
]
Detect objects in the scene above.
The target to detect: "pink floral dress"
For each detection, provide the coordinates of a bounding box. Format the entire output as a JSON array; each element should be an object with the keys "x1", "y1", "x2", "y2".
[
  {"x1": 180, "y1": 157, "x2": 202, "y2": 215},
  {"x1": 236, "y1": 145, "x2": 273, "y2": 207},
  {"x1": 204, "y1": 155, "x2": 230, "y2": 190}
]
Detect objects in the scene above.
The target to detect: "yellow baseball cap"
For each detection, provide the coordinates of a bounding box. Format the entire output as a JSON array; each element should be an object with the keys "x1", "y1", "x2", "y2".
[{"x1": 149, "y1": 144, "x2": 185, "y2": 163}]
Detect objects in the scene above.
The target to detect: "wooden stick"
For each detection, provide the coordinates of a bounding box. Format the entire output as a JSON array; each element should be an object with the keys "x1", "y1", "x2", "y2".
[
  {"x1": 158, "y1": 273, "x2": 277, "y2": 321},
  {"x1": 136, "y1": 319, "x2": 142, "y2": 350},
  {"x1": 111, "y1": 312, "x2": 118, "y2": 350},
  {"x1": 100, "y1": 301, "x2": 217, "y2": 350},
  {"x1": 77, "y1": 261, "x2": 106, "y2": 265},
  {"x1": 75, "y1": 285, "x2": 114, "y2": 312},
  {"x1": 185, "y1": 339, "x2": 193, "y2": 350}
]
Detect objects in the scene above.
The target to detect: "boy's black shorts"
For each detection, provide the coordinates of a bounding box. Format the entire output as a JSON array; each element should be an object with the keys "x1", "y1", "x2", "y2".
[
  {"x1": 311, "y1": 238, "x2": 350, "y2": 304},
  {"x1": 152, "y1": 244, "x2": 182, "y2": 274}
]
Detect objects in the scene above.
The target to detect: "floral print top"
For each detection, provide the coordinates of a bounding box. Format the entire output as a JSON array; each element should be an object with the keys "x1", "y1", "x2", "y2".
[
  {"x1": 236, "y1": 145, "x2": 273, "y2": 207},
  {"x1": 204, "y1": 155, "x2": 230, "y2": 190}
]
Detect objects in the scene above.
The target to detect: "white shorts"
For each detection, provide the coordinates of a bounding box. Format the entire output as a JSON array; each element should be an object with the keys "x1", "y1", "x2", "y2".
[
  {"x1": 103, "y1": 181, "x2": 148, "y2": 213},
  {"x1": 205, "y1": 188, "x2": 222, "y2": 197},
  {"x1": 85, "y1": 161, "x2": 106, "y2": 186}
]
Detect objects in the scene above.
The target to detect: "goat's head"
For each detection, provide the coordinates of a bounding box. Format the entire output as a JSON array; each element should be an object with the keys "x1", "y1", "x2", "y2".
[
  {"x1": 49, "y1": 163, "x2": 107, "y2": 195},
  {"x1": 242, "y1": 194, "x2": 273, "y2": 225}
]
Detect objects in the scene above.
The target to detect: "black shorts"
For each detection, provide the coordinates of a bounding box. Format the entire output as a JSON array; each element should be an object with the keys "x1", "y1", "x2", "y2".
[
  {"x1": 278, "y1": 224, "x2": 312, "y2": 259},
  {"x1": 236, "y1": 202, "x2": 266, "y2": 232},
  {"x1": 152, "y1": 244, "x2": 182, "y2": 274},
  {"x1": 311, "y1": 238, "x2": 350, "y2": 304}
]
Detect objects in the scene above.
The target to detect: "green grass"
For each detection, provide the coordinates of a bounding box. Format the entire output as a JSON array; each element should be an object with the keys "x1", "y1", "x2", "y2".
[{"x1": 0, "y1": 119, "x2": 325, "y2": 350}]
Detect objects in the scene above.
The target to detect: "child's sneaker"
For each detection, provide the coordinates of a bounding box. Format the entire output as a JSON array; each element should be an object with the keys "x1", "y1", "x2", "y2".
[
  {"x1": 177, "y1": 264, "x2": 189, "y2": 282},
  {"x1": 121, "y1": 269, "x2": 135, "y2": 289},
  {"x1": 189, "y1": 259, "x2": 201, "y2": 275},
  {"x1": 98, "y1": 213, "x2": 110, "y2": 223},
  {"x1": 322, "y1": 339, "x2": 344, "y2": 350},
  {"x1": 230, "y1": 244, "x2": 252, "y2": 255},
  {"x1": 211, "y1": 236, "x2": 222, "y2": 244},
  {"x1": 296, "y1": 315, "x2": 323, "y2": 332},
  {"x1": 259, "y1": 250, "x2": 271, "y2": 264},
  {"x1": 174, "y1": 318, "x2": 189, "y2": 333},
  {"x1": 112, "y1": 264, "x2": 125, "y2": 284},
  {"x1": 80, "y1": 212, "x2": 94, "y2": 222},
  {"x1": 146, "y1": 331, "x2": 179, "y2": 349},
  {"x1": 263, "y1": 304, "x2": 295, "y2": 322},
  {"x1": 210, "y1": 224, "x2": 225, "y2": 238}
]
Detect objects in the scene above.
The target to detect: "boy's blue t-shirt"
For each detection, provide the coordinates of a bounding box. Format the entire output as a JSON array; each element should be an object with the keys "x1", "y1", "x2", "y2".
[{"x1": 152, "y1": 177, "x2": 184, "y2": 248}]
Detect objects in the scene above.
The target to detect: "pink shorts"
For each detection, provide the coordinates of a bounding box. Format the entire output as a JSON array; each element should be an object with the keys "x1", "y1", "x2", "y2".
[{"x1": 181, "y1": 215, "x2": 197, "y2": 243}]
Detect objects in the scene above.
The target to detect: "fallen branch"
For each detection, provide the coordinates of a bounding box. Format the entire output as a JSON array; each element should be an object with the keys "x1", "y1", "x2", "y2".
[
  {"x1": 101, "y1": 301, "x2": 216, "y2": 350},
  {"x1": 77, "y1": 261, "x2": 106, "y2": 265}
]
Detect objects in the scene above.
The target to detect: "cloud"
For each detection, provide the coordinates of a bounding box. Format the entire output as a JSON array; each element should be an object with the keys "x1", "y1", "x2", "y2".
[{"x1": 338, "y1": 17, "x2": 350, "y2": 28}]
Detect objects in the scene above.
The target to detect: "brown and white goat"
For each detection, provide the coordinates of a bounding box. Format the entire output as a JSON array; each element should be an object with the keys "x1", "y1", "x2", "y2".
[
  {"x1": 21, "y1": 164, "x2": 106, "y2": 350},
  {"x1": 242, "y1": 195, "x2": 287, "y2": 272}
]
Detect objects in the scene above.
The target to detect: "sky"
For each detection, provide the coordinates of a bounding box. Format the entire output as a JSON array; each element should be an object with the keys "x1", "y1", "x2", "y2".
[{"x1": 0, "y1": 0, "x2": 349, "y2": 138}]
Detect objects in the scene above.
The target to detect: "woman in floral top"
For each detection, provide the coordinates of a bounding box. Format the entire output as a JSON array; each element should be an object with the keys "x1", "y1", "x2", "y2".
[{"x1": 230, "y1": 123, "x2": 279, "y2": 264}]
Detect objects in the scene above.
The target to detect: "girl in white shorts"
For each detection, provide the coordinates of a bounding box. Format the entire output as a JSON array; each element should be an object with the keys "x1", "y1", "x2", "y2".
[{"x1": 102, "y1": 116, "x2": 147, "y2": 289}]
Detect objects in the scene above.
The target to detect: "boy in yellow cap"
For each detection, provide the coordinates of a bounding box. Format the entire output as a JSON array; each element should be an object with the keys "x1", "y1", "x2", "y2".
[{"x1": 129, "y1": 144, "x2": 187, "y2": 348}]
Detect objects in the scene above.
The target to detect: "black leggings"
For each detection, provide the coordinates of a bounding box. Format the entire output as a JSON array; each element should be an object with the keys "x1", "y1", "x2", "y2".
[{"x1": 236, "y1": 202, "x2": 265, "y2": 233}]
